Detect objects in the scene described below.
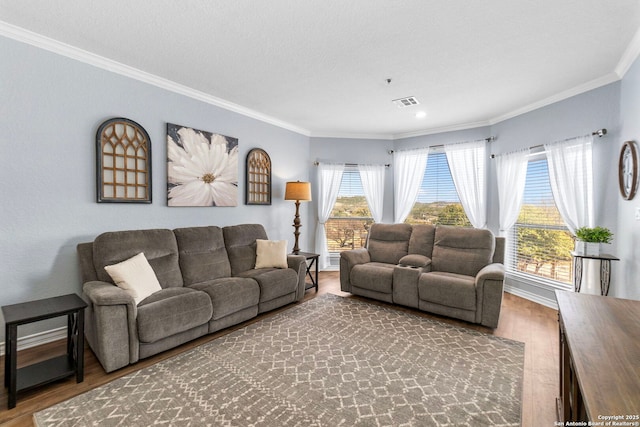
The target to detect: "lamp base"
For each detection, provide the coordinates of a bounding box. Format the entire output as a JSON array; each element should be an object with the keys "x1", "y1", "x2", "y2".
[{"x1": 292, "y1": 200, "x2": 302, "y2": 253}]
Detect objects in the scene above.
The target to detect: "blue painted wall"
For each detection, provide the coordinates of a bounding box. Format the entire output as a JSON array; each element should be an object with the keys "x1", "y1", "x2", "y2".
[
  {"x1": 617, "y1": 55, "x2": 640, "y2": 301},
  {"x1": 309, "y1": 137, "x2": 395, "y2": 224},
  {"x1": 2, "y1": 32, "x2": 639, "y2": 344},
  {"x1": 0, "y1": 36, "x2": 311, "y2": 339},
  {"x1": 489, "y1": 82, "x2": 621, "y2": 303}
]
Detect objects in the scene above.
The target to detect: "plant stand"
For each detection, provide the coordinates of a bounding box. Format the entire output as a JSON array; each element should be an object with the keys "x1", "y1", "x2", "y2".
[{"x1": 570, "y1": 252, "x2": 619, "y2": 296}]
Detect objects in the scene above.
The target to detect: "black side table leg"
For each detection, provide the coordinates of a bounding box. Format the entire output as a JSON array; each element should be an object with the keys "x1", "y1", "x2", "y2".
[
  {"x1": 7, "y1": 325, "x2": 17, "y2": 409},
  {"x1": 76, "y1": 309, "x2": 85, "y2": 382},
  {"x1": 4, "y1": 324, "x2": 9, "y2": 388},
  {"x1": 305, "y1": 257, "x2": 319, "y2": 292},
  {"x1": 314, "y1": 257, "x2": 318, "y2": 292},
  {"x1": 67, "y1": 312, "x2": 73, "y2": 356}
]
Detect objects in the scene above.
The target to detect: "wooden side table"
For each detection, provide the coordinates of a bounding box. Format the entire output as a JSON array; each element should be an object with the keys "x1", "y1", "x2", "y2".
[
  {"x1": 570, "y1": 252, "x2": 619, "y2": 296},
  {"x1": 294, "y1": 251, "x2": 320, "y2": 292},
  {"x1": 2, "y1": 294, "x2": 87, "y2": 409}
]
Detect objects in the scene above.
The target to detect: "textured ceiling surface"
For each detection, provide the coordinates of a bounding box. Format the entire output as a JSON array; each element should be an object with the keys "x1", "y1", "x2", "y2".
[{"x1": 2, "y1": 1, "x2": 640, "y2": 138}]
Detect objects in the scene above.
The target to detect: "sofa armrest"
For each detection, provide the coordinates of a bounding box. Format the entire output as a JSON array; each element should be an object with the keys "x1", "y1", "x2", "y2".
[
  {"x1": 474, "y1": 263, "x2": 505, "y2": 328},
  {"x1": 84, "y1": 281, "x2": 137, "y2": 307},
  {"x1": 339, "y1": 248, "x2": 371, "y2": 292},
  {"x1": 83, "y1": 281, "x2": 139, "y2": 372},
  {"x1": 287, "y1": 254, "x2": 307, "y2": 301},
  {"x1": 475, "y1": 263, "x2": 505, "y2": 283}
]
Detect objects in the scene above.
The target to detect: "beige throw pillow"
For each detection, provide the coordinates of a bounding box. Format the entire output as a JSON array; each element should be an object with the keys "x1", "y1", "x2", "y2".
[
  {"x1": 255, "y1": 239, "x2": 288, "y2": 269},
  {"x1": 104, "y1": 252, "x2": 162, "y2": 305}
]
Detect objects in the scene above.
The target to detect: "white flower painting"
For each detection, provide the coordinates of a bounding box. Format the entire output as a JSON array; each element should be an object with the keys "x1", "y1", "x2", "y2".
[{"x1": 167, "y1": 124, "x2": 238, "y2": 206}]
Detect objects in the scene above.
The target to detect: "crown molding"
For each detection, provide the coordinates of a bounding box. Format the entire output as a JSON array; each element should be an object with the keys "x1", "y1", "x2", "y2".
[
  {"x1": 392, "y1": 120, "x2": 492, "y2": 140},
  {"x1": 309, "y1": 131, "x2": 394, "y2": 140},
  {"x1": 616, "y1": 26, "x2": 640, "y2": 78},
  {"x1": 2, "y1": 20, "x2": 637, "y2": 142},
  {"x1": 0, "y1": 21, "x2": 311, "y2": 137},
  {"x1": 489, "y1": 72, "x2": 621, "y2": 126}
]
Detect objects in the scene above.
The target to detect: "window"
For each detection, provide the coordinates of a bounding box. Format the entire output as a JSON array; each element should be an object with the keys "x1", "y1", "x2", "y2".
[
  {"x1": 326, "y1": 168, "x2": 373, "y2": 252},
  {"x1": 405, "y1": 150, "x2": 471, "y2": 226},
  {"x1": 508, "y1": 156, "x2": 574, "y2": 286}
]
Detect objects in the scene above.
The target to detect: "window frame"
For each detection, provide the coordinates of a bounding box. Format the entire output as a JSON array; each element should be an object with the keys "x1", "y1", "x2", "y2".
[
  {"x1": 405, "y1": 148, "x2": 471, "y2": 227},
  {"x1": 506, "y1": 151, "x2": 573, "y2": 291},
  {"x1": 326, "y1": 166, "x2": 373, "y2": 253}
]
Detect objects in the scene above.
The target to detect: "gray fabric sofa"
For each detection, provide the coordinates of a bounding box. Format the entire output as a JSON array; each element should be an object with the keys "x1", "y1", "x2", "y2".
[
  {"x1": 340, "y1": 224, "x2": 505, "y2": 328},
  {"x1": 77, "y1": 224, "x2": 306, "y2": 372}
]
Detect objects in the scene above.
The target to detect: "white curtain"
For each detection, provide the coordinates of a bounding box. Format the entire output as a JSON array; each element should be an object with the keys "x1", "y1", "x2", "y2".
[
  {"x1": 495, "y1": 148, "x2": 530, "y2": 236},
  {"x1": 315, "y1": 163, "x2": 345, "y2": 269},
  {"x1": 544, "y1": 135, "x2": 593, "y2": 234},
  {"x1": 444, "y1": 140, "x2": 487, "y2": 228},
  {"x1": 393, "y1": 148, "x2": 429, "y2": 223},
  {"x1": 358, "y1": 164, "x2": 385, "y2": 223}
]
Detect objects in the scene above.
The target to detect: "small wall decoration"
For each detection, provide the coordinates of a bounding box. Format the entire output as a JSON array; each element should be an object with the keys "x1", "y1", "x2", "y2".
[
  {"x1": 167, "y1": 123, "x2": 238, "y2": 206},
  {"x1": 96, "y1": 117, "x2": 152, "y2": 203},
  {"x1": 245, "y1": 148, "x2": 272, "y2": 205}
]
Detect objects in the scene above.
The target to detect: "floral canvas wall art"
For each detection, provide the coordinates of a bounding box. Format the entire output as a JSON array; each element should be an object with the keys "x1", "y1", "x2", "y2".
[{"x1": 167, "y1": 123, "x2": 238, "y2": 206}]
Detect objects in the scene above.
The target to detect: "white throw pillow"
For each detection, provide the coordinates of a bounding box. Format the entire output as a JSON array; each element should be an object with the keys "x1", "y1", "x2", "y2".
[
  {"x1": 255, "y1": 239, "x2": 288, "y2": 269},
  {"x1": 104, "y1": 252, "x2": 162, "y2": 305}
]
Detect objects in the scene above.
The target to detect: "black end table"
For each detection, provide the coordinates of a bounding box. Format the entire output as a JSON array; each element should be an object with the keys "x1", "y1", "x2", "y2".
[
  {"x1": 2, "y1": 293, "x2": 87, "y2": 409},
  {"x1": 294, "y1": 251, "x2": 320, "y2": 292}
]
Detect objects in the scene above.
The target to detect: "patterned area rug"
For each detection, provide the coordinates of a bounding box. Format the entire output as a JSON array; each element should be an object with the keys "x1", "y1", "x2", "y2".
[{"x1": 34, "y1": 294, "x2": 524, "y2": 426}]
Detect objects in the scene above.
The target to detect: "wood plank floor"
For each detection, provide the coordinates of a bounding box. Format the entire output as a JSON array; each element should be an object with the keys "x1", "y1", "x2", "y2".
[{"x1": 0, "y1": 271, "x2": 559, "y2": 426}]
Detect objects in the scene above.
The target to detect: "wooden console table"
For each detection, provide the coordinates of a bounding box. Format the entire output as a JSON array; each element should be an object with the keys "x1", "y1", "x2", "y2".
[
  {"x1": 555, "y1": 290, "x2": 640, "y2": 422},
  {"x1": 2, "y1": 294, "x2": 86, "y2": 409}
]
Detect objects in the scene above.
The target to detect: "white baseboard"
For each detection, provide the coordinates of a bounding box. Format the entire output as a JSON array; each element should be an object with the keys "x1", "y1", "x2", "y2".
[
  {"x1": 0, "y1": 326, "x2": 67, "y2": 357},
  {"x1": 504, "y1": 284, "x2": 558, "y2": 310}
]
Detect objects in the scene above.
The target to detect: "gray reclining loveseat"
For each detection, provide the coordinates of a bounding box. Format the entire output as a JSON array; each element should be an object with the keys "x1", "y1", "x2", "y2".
[
  {"x1": 77, "y1": 224, "x2": 306, "y2": 372},
  {"x1": 340, "y1": 224, "x2": 505, "y2": 328}
]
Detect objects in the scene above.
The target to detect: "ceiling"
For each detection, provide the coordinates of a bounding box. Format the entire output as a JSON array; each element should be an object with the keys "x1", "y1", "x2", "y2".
[{"x1": 2, "y1": 1, "x2": 640, "y2": 139}]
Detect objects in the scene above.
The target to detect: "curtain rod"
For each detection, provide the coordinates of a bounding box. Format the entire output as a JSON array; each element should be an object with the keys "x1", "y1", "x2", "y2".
[
  {"x1": 387, "y1": 136, "x2": 496, "y2": 155},
  {"x1": 490, "y1": 128, "x2": 607, "y2": 159},
  {"x1": 313, "y1": 161, "x2": 390, "y2": 167}
]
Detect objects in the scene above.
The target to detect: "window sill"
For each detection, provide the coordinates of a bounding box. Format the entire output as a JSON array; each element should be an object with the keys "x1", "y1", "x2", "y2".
[{"x1": 506, "y1": 270, "x2": 573, "y2": 292}]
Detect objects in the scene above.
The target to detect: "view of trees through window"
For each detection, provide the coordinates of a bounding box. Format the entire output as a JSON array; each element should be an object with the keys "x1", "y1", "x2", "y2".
[
  {"x1": 509, "y1": 158, "x2": 573, "y2": 285},
  {"x1": 324, "y1": 155, "x2": 574, "y2": 287},
  {"x1": 405, "y1": 152, "x2": 471, "y2": 226},
  {"x1": 326, "y1": 170, "x2": 373, "y2": 252}
]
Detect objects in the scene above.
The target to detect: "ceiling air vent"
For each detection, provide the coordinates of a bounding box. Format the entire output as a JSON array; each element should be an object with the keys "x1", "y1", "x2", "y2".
[{"x1": 392, "y1": 96, "x2": 419, "y2": 108}]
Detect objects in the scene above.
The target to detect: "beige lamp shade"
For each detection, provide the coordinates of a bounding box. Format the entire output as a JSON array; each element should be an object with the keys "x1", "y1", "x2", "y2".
[{"x1": 284, "y1": 181, "x2": 312, "y2": 201}]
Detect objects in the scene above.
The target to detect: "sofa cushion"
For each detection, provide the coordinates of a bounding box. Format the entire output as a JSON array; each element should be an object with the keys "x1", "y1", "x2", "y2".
[
  {"x1": 350, "y1": 262, "x2": 395, "y2": 294},
  {"x1": 399, "y1": 254, "x2": 431, "y2": 268},
  {"x1": 104, "y1": 252, "x2": 162, "y2": 305},
  {"x1": 255, "y1": 239, "x2": 288, "y2": 269},
  {"x1": 189, "y1": 277, "x2": 260, "y2": 320},
  {"x1": 367, "y1": 223, "x2": 412, "y2": 264},
  {"x1": 431, "y1": 226, "x2": 495, "y2": 277},
  {"x1": 408, "y1": 224, "x2": 436, "y2": 258},
  {"x1": 137, "y1": 288, "x2": 213, "y2": 343},
  {"x1": 418, "y1": 272, "x2": 476, "y2": 311},
  {"x1": 223, "y1": 224, "x2": 268, "y2": 276},
  {"x1": 93, "y1": 229, "x2": 183, "y2": 288},
  {"x1": 236, "y1": 268, "x2": 297, "y2": 302},
  {"x1": 174, "y1": 226, "x2": 231, "y2": 285}
]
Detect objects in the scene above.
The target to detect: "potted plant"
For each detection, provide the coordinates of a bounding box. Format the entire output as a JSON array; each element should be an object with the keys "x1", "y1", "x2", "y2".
[{"x1": 574, "y1": 226, "x2": 613, "y2": 256}]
